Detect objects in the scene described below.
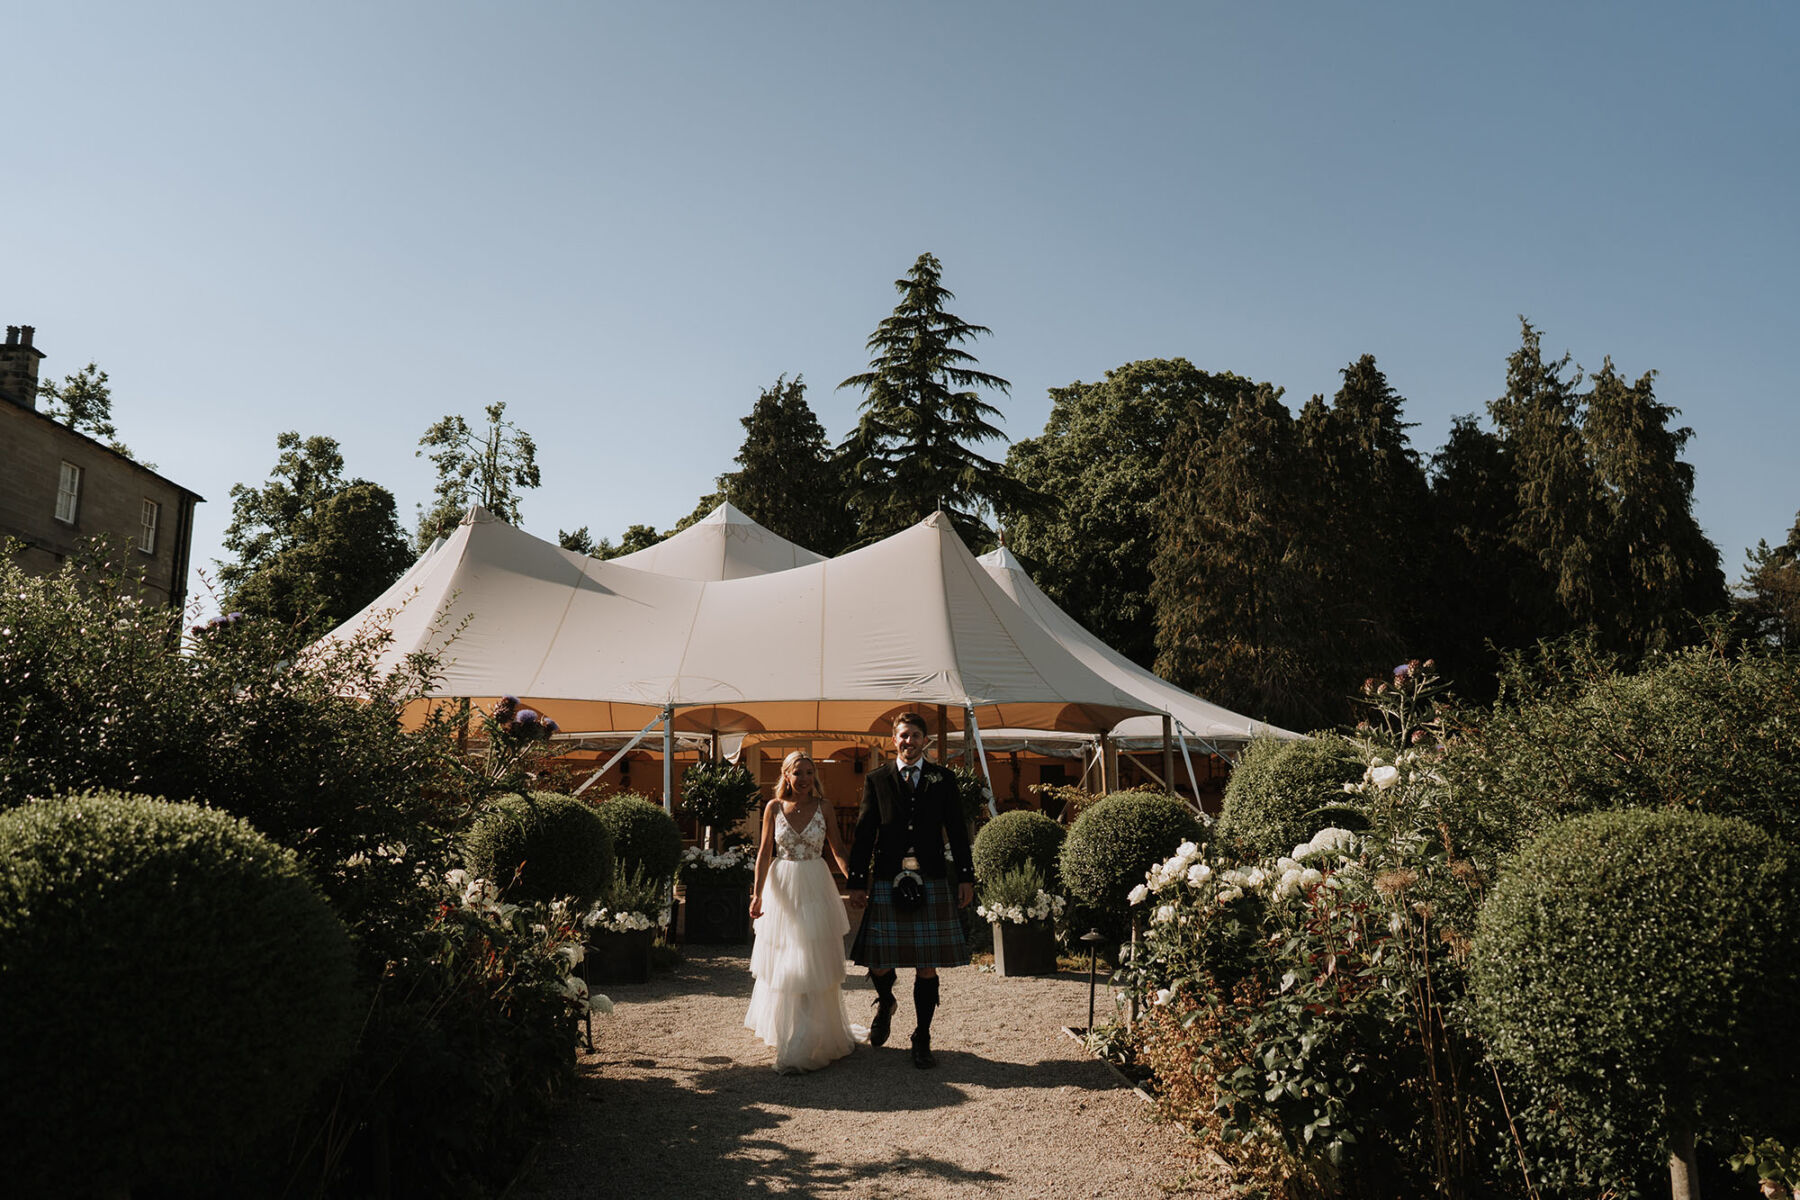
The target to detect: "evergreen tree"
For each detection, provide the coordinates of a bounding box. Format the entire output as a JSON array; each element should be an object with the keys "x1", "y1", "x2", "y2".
[
  {"x1": 1490, "y1": 319, "x2": 1602, "y2": 633},
  {"x1": 1006, "y1": 359, "x2": 1243, "y2": 668},
  {"x1": 219, "y1": 432, "x2": 413, "y2": 634},
  {"x1": 714, "y1": 375, "x2": 851, "y2": 555},
  {"x1": 837, "y1": 252, "x2": 1036, "y2": 549},
  {"x1": 1297, "y1": 355, "x2": 1432, "y2": 683},
  {"x1": 415, "y1": 402, "x2": 541, "y2": 549},
  {"x1": 1427, "y1": 415, "x2": 1529, "y2": 697},
  {"x1": 1739, "y1": 510, "x2": 1800, "y2": 650},
  {"x1": 597, "y1": 524, "x2": 662, "y2": 559},
  {"x1": 38, "y1": 361, "x2": 138, "y2": 461},
  {"x1": 1152, "y1": 382, "x2": 1335, "y2": 730},
  {"x1": 1581, "y1": 358, "x2": 1727, "y2": 653}
]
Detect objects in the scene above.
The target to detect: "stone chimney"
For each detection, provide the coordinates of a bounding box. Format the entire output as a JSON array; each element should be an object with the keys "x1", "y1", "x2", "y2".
[{"x1": 0, "y1": 325, "x2": 45, "y2": 411}]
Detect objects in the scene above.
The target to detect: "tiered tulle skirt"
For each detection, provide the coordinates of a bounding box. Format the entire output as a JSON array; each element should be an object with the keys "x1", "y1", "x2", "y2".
[{"x1": 744, "y1": 857, "x2": 864, "y2": 1072}]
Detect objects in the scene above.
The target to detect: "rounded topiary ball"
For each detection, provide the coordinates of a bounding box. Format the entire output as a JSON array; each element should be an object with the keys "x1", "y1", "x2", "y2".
[
  {"x1": 1059, "y1": 791, "x2": 1206, "y2": 916},
  {"x1": 1215, "y1": 735, "x2": 1362, "y2": 861},
  {"x1": 1470, "y1": 809, "x2": 1800, "y2": 1180},
  {"x1": 0, "y1": 791, "x2": 360, "y2": 1196},
  {"x1": 593, "y1": 792, "x2": 683, "y2": 883},
  {"x1": 465, "y1": 791, "x2": 615, "y2": 905},
  {"x1": 972, "y1": 810, "x2": 1067, "y2": 890}
]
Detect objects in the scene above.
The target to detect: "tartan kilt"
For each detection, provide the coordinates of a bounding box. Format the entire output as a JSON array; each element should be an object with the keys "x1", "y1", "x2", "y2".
[{"x1": 852, "y1": 876, "x2": 970, "y2": 969}]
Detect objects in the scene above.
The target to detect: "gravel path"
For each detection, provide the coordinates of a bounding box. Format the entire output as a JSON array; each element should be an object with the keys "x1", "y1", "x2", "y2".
[{"x1": 517, "y1": 946, "x2": 1230, "y2": 1199}]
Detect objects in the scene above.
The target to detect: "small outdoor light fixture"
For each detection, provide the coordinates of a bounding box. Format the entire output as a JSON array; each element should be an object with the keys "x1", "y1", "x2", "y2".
[{"x1": 1080, "y1": 928, "x2": 1105, "y2": 1032}]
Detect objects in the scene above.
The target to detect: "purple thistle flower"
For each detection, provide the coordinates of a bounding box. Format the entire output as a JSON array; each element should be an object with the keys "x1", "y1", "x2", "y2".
[
  {"x1": 515, "y1": 709, "x2": 539, "y2": 725},
  {"x1": 543, "y1": 719, "x2": 559, "y2": 735}
]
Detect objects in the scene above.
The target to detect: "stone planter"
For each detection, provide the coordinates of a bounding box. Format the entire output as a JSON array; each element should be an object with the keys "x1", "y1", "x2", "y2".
[
  {"x1": 681, "y1": 879, "x2": 752, "y2": 944},
  {"x1": 585, "y1": 927, "x2": 654, "y2": 986},
  {"x1": 991, "y1": 919, "x2": 1058, "y2": 977}
]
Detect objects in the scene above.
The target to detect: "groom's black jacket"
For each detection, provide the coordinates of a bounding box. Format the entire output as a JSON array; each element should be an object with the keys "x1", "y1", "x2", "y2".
[{"x1": 847, "y1": 760, "x2": 976, "y2": 891}]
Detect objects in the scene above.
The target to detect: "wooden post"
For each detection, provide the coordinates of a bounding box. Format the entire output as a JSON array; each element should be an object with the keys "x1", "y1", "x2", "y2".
[{"x1": 936, "y1": 703, "x2": 949, "y2": 764}]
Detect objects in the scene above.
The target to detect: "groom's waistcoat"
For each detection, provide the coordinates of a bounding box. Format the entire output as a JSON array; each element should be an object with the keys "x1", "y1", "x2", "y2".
[{"x1": 847, "y1": 760, "x2": 976, "y2": 891}]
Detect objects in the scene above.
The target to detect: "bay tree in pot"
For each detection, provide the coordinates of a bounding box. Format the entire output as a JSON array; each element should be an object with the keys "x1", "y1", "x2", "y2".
[{"x1": 679, "y1": 759, "x2": 762, "y2": 851}]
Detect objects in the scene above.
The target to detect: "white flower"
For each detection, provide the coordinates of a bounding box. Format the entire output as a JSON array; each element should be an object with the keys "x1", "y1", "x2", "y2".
[
  {"x1": 1294, "y1": 827, "x2": 1358, "y2": 860},
  {"x1": 589, "y1": 993, "x2": 615, "y2": 1015},
  {"x1": 561, "y1": 974, "x2": 589, "y2": 1002},
  {"x1": 1369, "y1": 765, "x2": 1400, "y2": 790},
  {"x1": 1174, "y1": 840, "x2": 1199, "y2": 862},
  {"x1": 557, "y1": 942, "x2": 585, "y2": 968},
  {"x1": 1154, "y1": 988, "x2": 1173, "y2": 1007},
  {"x1": 1128, "y1": 883, "x2": 1150, "y2": 906},
  {"x1": 1153, "y1": 904, "x2": 1176, "y2": 925}
]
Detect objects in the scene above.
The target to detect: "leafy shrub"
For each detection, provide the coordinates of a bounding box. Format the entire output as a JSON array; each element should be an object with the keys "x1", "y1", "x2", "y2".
[
  {"x1": 1059, "y1": 790, "x2": 1205, "y2": 918},
  {"x1": 971, "y1": 809, "x2": 1066, "y2": 890},
  {"x1": 592, "y1": 793, "x2": 683, "y2": 883},
  {"x1": 1470, "y1": 808, "x2": 1800, "y2": 1188},
  {"x1": 951, "y1": 765, "x2": 992, "y2": 829},
  {"x1": 1214, "y1": 734, "x2": 1362, "y2": 861},
  {"x1": 1446, "y1": 641, "x2": 1800, "y2": 850},
  {"x1": 678, "y1": 759, "x2": 762, "y2": 843},
  {"x1": 464, "y1": 791, "x2": 614, "y2": 905},
  {"x1": 0, "y1": 791, "x2": 360, "y2": 1196}
]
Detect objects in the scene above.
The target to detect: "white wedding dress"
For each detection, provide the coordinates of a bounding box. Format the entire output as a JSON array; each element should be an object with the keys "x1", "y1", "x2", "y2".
[{"x1": 744, "y1": 806, "x2": 865, "y2": 1072}]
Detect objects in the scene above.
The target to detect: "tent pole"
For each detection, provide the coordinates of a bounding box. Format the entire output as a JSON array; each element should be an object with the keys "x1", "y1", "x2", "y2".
[
  {"x1": 573, "y1": 710, "x2": 668, "y2": 797},
  {"x1": 1175, "y1": 723, "x2": 1203, "y2": 816},
  {"x1": 661, "y1": 703, "x2": 675, "y2": 813},
  {"x1": 1101, "y1": 735, "x2": 1118, "y2": 794},
  {"x1": 1162, "y1": 715, "x2": 1175, "y2": 800},
  {"x1": 965, "y1": 705, "x2": 999, "y2": 819},
  {"x1": 936, "y1": 704, "x2": 949, "y2": 764}
]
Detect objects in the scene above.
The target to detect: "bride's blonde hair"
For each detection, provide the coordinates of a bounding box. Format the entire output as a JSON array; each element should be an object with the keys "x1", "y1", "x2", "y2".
[{"x1": 774, "y1": 750, "x2": 826, "y2": 804}]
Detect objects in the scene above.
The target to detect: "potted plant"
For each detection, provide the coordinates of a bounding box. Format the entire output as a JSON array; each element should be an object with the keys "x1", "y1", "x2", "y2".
[
  {"x1": 581, "y1": 866, "x2": 671, "y2": 986},
  {"x1": 676, "y1": 840, "x2": 754, "y2": 944},
  {"x1": 679, "y1": 759, "x2": 762, "y2": 851},
  {"x1": 977, "y1": 861, "x2": 1066, "y2": 977}
]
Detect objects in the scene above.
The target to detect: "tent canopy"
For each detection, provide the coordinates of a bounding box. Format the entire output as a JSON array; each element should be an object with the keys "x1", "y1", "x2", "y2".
[
  {"x1": 608, "y1": 500, "x2": 824, "y2": 580},
  {"x1": 324, "y1": 508, "x2": 1160, "y2": 737},
  {"x1": 976, "y1": 546, "x2": 1300, "y2": 750}
]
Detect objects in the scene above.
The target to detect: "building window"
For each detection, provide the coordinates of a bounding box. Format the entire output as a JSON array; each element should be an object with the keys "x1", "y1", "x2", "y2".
[
  {"x1": 55, "y1": 462, "x2": 81, "y2": 524},
  {"x1": 139, "y1": 499, "x2": 161, "y2": 554}
]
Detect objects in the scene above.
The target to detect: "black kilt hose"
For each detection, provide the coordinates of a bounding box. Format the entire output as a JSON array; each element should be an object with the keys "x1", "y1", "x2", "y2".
[{"x1": 847, "y1": 759, "x2": 976, "y2": 970}]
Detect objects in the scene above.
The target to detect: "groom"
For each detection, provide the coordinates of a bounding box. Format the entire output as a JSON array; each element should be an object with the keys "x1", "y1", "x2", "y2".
[{"x1": 848, "y1": 711, "x2": 975, "y2": 1069}]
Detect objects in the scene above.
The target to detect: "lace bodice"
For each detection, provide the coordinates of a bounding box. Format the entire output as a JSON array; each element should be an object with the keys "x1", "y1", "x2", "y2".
[{"x1": 774, "y1": 806, "x2": 826, "y2": 862}]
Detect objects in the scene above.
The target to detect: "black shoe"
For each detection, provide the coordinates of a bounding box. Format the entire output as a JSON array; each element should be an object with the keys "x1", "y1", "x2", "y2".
[
  {"x1": 870, "y1": 998, "x2": 896, "y2": 1047},
  {"x1": 910, "y1": 1031, "x2": 936, "y2": 1069}
]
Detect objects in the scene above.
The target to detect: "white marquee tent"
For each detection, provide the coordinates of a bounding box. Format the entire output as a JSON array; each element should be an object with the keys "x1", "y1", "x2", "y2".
[
  {"x1": 324, "y1": 508, "x2": 1162, "y2": 802},
  {"x1": 609, "y1": 501, "x2": 825, "y2": 580}
]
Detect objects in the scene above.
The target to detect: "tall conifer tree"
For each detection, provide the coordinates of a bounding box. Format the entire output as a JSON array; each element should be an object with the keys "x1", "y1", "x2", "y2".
[
  {"x1": 714, "y1": 375, "x2": 851, "y2": 554},
  {"x1": 837, "y1": 253, "x2": 1035, "y2": 548}
]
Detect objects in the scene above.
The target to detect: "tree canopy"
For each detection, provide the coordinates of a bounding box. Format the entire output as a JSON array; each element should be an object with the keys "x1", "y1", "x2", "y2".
[
  {"x1": 38, "y1": 361, "x2": 139, "y2": 461},
  {"x1": 837, "y1": 252, "x2": 1036, "y2": 549},
  {"x1": 415, "y1": 401, "x2": 541, "y2": 549},
  {"x1": 711, "y1": 375, "x2": 851, "y2": 555},
  {"x1": 1738, "y1": 509, "x2": 1800, "y2": 650},
  {"x1": 218, "y1": 432, "x2": 414, "y2": 634}
]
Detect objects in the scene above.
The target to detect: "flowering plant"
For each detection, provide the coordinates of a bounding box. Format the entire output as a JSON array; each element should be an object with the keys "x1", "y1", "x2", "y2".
[
  {"x1": 676, "y1": 842, "x2": 753, "y2": 885},
  {"x1": 976, "y1": 862, "x2": 1068, "y2": 926},
  {"x1": 441, "y1": 868, "x2": 614, "y2": 1014},
  {"x1": 581, "y1": 864, "x2": 671, "y2": 935}
]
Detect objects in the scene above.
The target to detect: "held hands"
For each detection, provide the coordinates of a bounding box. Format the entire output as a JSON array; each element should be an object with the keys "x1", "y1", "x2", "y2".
[
  {"x1": 957, "y1": 882, "x2": 974, "y2": 909},
  {"x1": 848, "y1": 889, "x2": 868, "y2": 909}
]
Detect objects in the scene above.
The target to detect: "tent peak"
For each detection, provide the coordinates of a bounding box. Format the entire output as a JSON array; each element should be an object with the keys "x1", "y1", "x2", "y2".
[{"x1": 462, "y1": 505, "x2": 503, "y2": 526}]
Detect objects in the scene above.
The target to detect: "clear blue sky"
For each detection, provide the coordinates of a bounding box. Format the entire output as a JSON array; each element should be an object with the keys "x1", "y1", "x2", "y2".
[{"x1": 9, "y1": 2, "x2": 1796, "y2": 618}]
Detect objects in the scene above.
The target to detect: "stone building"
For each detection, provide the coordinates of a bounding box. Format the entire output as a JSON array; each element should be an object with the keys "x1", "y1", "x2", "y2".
[{"x1": 0, "y1": 325, "x2": 202, "y2": 610}]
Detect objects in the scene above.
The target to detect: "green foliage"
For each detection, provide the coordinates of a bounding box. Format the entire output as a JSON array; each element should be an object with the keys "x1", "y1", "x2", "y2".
[
  {"x1": 1005, "y1": 358, "x2": 1225, "y2": 667},
  {"x1": 1215, "y1": 735, "x2": 1364, "y2": 861},
  {"x1": 596, "y1": 522, "x2": 663, "y2": 559},
  {"x1": 836, "y1": 252, "x2": 1037, "y2": 549},
  {"x1": 1058, "y1": 790, "x2": 1205, "y2": 917},
  {"x1": 592, "y1": 792, "x2": 683, "y2": 883},
  {"x1": 370, "y1": 880, "x2": 590, "y2": 1198},
  {"x1": 464, "y1": 791, "x2": 614, "y2": 905},
  {"x1": 710, "y1": 374, "x2": 853, "y2": 555},
  {"x1": 978, "y1": 860, "x2": 1047, "y2": 909},
  {"x1": 39, "y1": 359, "x2": 138, "y2": 458},
  {"x1": 951, "y1": 765, "x2": 991, "y2": 829},
  {"x1": 1470, "y1": 809, "x2": 1800, "y2": 1186},
  {"x1": 1445, "y1": 639, "x2": 1800, "y2": 850},
  {"x1": 0, "y1": 791, "x2": 359, "y2": 1196},
  {"x1": 220, "y1": 431, "x2": 414, "y2": 635},
  {"x1": 971, "y1": 809, "x2": 1066, "y2": 889},
  {"x1": 679, "y1": 759, "x2": 763, "y2": 841},
  {"x1": 416, "y1": 400, "x2": 542, "y2": 548},
  {"x1": 1738, "y1": 508, "x2": 1800, "y2": 651}
]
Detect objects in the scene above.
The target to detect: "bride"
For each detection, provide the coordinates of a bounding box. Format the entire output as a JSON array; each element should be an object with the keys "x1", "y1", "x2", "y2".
[{"x1": 744, "y1": 750, "x2": 865, "y2": 1072}]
